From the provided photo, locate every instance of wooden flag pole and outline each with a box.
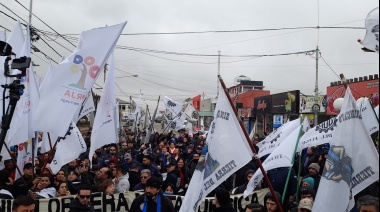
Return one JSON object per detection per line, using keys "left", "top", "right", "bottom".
{"left": 218, "top": 75, "right": 284, "bottom": 212}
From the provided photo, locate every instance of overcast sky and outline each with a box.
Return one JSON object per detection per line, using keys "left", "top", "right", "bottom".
{"left": 1, "top": 0, "right": 379, "bottom": 110}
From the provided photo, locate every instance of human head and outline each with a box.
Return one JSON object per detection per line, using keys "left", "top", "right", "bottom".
{"left": 245, "top": 169, "right": 255, "bottom": 182}
{"left": 12, "top": 196, "right": 35, "bottom": 212}
{"left": 264, "top": 191, "right": 282, "bottom": 212}
{"left": 193, "top": 153, "right": 200, "bottom": 161}
{"left": 68, "top": 170, "right": 79, "bottom": 182}
{"left": 121, "top": 142, "right": 127, "bottom": 150}
{"left": 68, "top": 160, "right": 77, "bottom": 169}
{"left": 165, "top": 162, "right": 176, "bottom": 173}
{"left": 77, "top": 184, "right": 92, "bottom": 206}
{"left": 56, "top": 169, "right": 66, "bottom": 181}
{"left": 23, "top": 163, "right": 34, "bottom": 178}
{"left": 142, "top": 155, "right": 153, "bottom": 166}
{"left": 214, "top": 188, "right": 232, "bottom": 208}
{"left": 161, "top": 146, "right": 168, "bottom": 154}
{"left": 298, "top": 198, "right": 313, "bottom": 212}
{"left": 246, "top": 203, "right": 265, "bottom": 212}
{"left": 124, "top": 153, "right": 132, "bottom": 163}
{"left": 96, "top": 167, "right": 112, "bottom": 181}
{"left": 145, "top": 177, "right": 162, "bottom": 198}
{"left": 109, "top": 157, "right": 118, "bottom": 169}
{"left": 164, "top": 183, "right": 176, "bottom": 195}
{"left": 4, "top": 160, "right": 14, "bottom": 172}
{"left": 357, "top": 195, "right": 379, "bottom": 212}
{"left": 57, "top": 181, "right": 68, "bottom": 196}
{"left": 308, "top": 163, "right": 320, "bottom": 176}
{"left": 177, "top": 158, "right": 185, "bottom": 169}
{"left": 99, "top": 179, "right": 115, "bottom": 195}
{"left": 299, "top": 186, "right": 316, "bottom": 202}
{"left": 140, "top": 169, "right": 151, "bottom": 184}
{"left": 109, "top": 146, "right": 116, "bottom": 155}
{"left": 40, "top": 174, "right": 51, "bottom": 189}
{"left": 302, "top": 177, "right": 315, "bottom": 189}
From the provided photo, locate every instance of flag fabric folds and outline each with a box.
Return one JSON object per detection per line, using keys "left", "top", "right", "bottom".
{"left": 179, "top": 87, "right": 253, "bottom": 212}
{"left": 313, "top": 87, "right": 379, "bottom": 211}
{"left": 360, "top": 7, "right": 379, "bottom": 53}
{"left": 164, "top": 96, "right": 183, "bottom": 117}
{"left": 33, "top": 22, "right": 126, "bottom": 136}
{"left": 257, "top": 118, "right": 300, "bottom": 157}
{"left": 50, "top": 122, "right": 87, "bottom": 174}
{"left": 89, "top": 53, "right": 118, "bottom": 166}
{"left": 244, "top": 118, "right": 309, "bottom": 197}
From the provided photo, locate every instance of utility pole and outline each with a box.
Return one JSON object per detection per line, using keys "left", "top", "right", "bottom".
{"left": 28, "top": 0, "right": 33, "bottom": 25}
{"left": 313, "top": 47, "right": 320, "bottom": 127}
{"left": 217, "top": 51, "right": 221, "bottom": 97}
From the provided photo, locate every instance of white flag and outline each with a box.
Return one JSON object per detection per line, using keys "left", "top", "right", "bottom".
{"left": 8, "top": 23, "right": 39, "bottom": 145}
{"left": 164, "top": 96, "right": 183, "bottom": 117}
{"left": 184, "top": 103, "right": 199, "bottom": 122}
{"left": 40, "top": 132, "right": 58, "bottom": 154}
{"left": 6, "top": 20, "right": 24, "bottom": 56}
{"left": 244, "top": 118, "right": 308, "bottom": 197}
{"left": 170, "top": 111, "right": 186, "bottom": 132}
{"left": 15, "top": 139, "right": 35, "bottom": 180}
{"left": 75, "top": 92, "right": 95, "bottom": 122}
{"left": 200, "top": 117, "right": 205, "bottom": 132}
{"left": 375, "top": 105, "right": 379, "bottom": 118}
{"left": 33, "top": 22, "right": 126, "bottom": 136}
{"left": 0, "top": 31, "right": 5, "bottom": 41}
{"left": 357, "top": 98, "right": 379, "bottom": 134}
{"left": 50, "top": 122, "right": 87, "bottom": 174}
{"left": 257, "top": 118, "right": 301, "bottom": 157}
{"left": 132, "top": 93, "right": 142, "bottom": 132}
{"left": 89, "top": 53, "right": 118, "bottom": 166}
{"left": 179, "top": 87, "right": 253, "bottom": 212}
{"left": 298, "top": 99, "right": 379, "bottom": 152}
{"left": 249, "top": 122, "right": 257, "bottom": 140}
{"left": 360, "top": 7, "right": 379, "bottom": 53}
{"left": 39, "top": 62, "right": 55, "bottom": 92}
{"left": 313, "top": 87, "right": 379, "bottom": 211}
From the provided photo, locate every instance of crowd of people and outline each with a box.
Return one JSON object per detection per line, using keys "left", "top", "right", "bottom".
{"left": 0, "top": 128, "right": 379, "bottom": 212}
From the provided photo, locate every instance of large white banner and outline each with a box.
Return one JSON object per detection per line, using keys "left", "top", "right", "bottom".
{"left": 50, "top": 122, "right": 87, "bottom": 174}
{"left": 89, "top": 53, "right": 118, "bottom": 166}
{"left": 357, "top": 98, "right": 379, "bottom": 135}
{"left": 180, "top": 87, "right": 253, "bottom": 212}
{"left": 184, "top": 102, "right": 199, "bottom": 122}
{"left": 360, "top": 7, "right": 379, "bottom": 53}
{"left": 34, "top": 22, "right": 126, "bottom": 136}
{"left": 313, "top": 88, "right": 379, "bottom": 211}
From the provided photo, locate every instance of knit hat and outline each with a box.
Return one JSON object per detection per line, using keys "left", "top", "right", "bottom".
{"left": 264, "top": 191, "right": 282, "bottom": 209}
{"left": 146, "top": 177, "right": 162, "bottom": 189}
{"left": 109, "top": 157, "right": 118, "bottom": 164}
{"left": 298, "top": 198, "right": 313, "bottom": 210}
{"left": 308, "top": 163, "right": 320, "bottom": 173}
{"left": 215, "top": 188, "right": 231, "bottom": 207}
{"left": 245, "top": 169, "right": 255, "bottom": 178}
{"left": 302, "top": 177, "right": 315, "bottom": 189}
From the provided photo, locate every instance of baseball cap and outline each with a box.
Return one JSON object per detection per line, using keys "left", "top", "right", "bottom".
{"left": 298, "top": 198, "right": 313, "bottom": 210}
{"left": 197, "top": 146, "right": 203, "bottom": 150}
{"left": 124, "top": 153, "right": 132, "bottom": 160}
{"left": 300, "top": 186, "right": 316, "bottom": 199}
{"left": 165, "top": 162, "right": 177, "bottom": 168}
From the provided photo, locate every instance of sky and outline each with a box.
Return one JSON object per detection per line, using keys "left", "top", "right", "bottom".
{"left": 0, "top": 0, "right": 379, "bottom": 110}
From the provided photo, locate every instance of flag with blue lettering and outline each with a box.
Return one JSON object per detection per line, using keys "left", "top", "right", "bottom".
{"left": 180, "top": 86, "right": 253, "bottom": 212}
{"left": 313, "top": 87, "right": 379, "bottom": 211}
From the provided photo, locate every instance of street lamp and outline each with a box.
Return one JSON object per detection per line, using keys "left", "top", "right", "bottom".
{"left": 115, "top": 75, "right": 138, "bottom": 79}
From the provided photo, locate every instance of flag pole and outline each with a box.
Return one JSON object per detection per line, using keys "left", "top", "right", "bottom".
{"left": 281, "top": 117, "right": 304, "bottom": 203}
{"left": 3, "top": 142, "right": 26, "bottom": 184}
{"left": 295, "top": 150, "right": 302, "bottom": 202}
{"left": 218, "top": 75, "right": 284, "bottom": 212}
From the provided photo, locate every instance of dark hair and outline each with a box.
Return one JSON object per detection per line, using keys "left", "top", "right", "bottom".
{"left": 98, "top": 179, "right": 114, "bottom": 193}
{"left": 105, "top": 167, "right": 113, "bottom": 179}
{"left": 117, "top": 165, "right": 128, "bottom": 175}
{"left": 163, "top": 183, "right": 177, "bottom": 195}
{"left": 357, "top": 195, "right": 379, "bottom": 211}
{"left": 78, "top": 184, "right": 92, "bottom": 194}
{"left": 12, "top": 196, "right": 35, "bottom": 210}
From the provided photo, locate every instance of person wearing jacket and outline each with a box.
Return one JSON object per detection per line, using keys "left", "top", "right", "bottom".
{"left": 213, "top": 188, "right": 235, "bottom": 212}
{"left": 69, "top": 184, "right": 95, "bottom": 212}
{"left": 264, "top": 191, "right": 283, "bottom": 212}
{"left": 130, "top": 177, "right": 175, "bottom": 212}
{"left": 233, "top": 169, "right": 255, "bottom": 195}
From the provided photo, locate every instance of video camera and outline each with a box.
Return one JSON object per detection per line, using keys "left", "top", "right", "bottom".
{"left": 0, "top": 41, "right": 31, "bottom": 78}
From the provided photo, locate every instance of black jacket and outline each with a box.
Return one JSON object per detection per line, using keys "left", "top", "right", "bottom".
{"left": 68, "top": 197, "right": 95, "bottom": 212}
{"left": 130, "top": 193, "right": 175, "bottom": 212}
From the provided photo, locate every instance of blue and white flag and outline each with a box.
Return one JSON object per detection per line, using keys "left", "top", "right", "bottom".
{"left": 313, "top": 87, "right": 379, "bottom": 211}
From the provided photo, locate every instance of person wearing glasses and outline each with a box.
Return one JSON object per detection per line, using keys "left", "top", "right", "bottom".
{"left": 130, "top": 177, "right": 175, "bottom": 212}
{"left": 69, "top": 184, "right": 94, "bottom": 212}
{"left": 133, "top": 169, "right": 151, "bottom": 192}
